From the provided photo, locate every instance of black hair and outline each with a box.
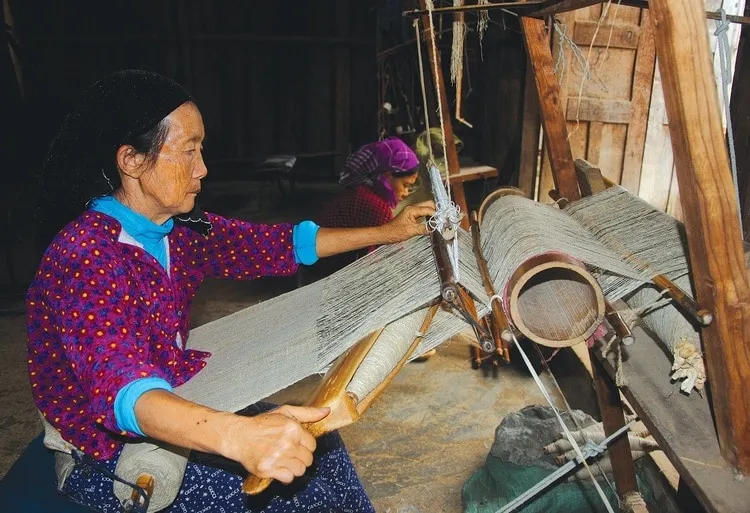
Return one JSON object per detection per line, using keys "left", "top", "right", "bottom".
{"left": 35, "top": 70, "right": 192, "bottom": 250}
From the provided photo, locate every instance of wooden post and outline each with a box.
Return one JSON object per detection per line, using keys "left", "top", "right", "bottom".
{"left": 648, "top": 0, "right": 750, "bottom": 473}
{"left": 334, "top": 0, "right": 351, "bottom": 176}
{"left": 520, "top": 17, "right": 581, "bottom": 202}
{"left": 417, "top": 0, "right": 470, "bottom": 230}
{"left": 518, "top": 53, "right": 542, "bottom": 199}
{"left": 620, "top": 9, "right": 657, "bottom": 195}
{"left": 592, "top": 353, "right": 648, "bottom": 512}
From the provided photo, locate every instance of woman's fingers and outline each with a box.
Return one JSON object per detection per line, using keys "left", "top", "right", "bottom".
{"left": 231, "top": 406, "right": 329, "bottom": 482}
{"left": 275, "top": 405, "right": 330, "bottom": 424}
{"left": 406, "top": 201, "right": 436, "bottom": 219}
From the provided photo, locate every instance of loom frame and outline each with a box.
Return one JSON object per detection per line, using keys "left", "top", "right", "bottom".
{"left": 415, "top": 0, "right": 750, "bottom": 511}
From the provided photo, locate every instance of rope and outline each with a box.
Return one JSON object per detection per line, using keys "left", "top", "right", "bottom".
{"left": 715, "top": 8, "right": 743, "bottom": 233}
{"left": 500, "top": 330, "right": 619, "bottom": 513}
{"left": 601, "top": 334, "right": 626, "bottom": 386}
{"left": 532, "top": 343, "right": 620, "bottom": 502}
{"left": 414, "top": 13, "right": 462, "bottom": 278}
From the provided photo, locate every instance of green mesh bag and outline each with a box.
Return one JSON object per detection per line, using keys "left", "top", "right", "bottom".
{"left": 462, "top": 406, "right": 662, "bottom": 513}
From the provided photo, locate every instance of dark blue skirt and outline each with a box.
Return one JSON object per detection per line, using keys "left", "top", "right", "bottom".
{"left": 60, "top": 404, "right": 375, "bottom": 513}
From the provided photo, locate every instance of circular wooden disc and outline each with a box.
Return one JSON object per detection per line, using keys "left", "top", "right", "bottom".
{"left": 477, "top": 186, "right": 527, "bottom": 225}
{"left": 507, "top": 257, "right": 605, "bottom": 348}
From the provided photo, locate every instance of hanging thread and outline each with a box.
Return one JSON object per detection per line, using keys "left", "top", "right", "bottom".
{"left": 715, "top": 8, "right": 743, "bottom": 234}
{"left": 414, "top": 10, "right": 462, "bottom": 279}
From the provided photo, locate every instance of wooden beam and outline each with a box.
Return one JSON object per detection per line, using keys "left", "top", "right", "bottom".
{"left": 575, "top": 159, "right": 607, "bottom": 196}
{"left": 334, "top": 0, "right": 351, "bottom": 176}
{"left": 648, "top": 0, "right": 750, "bottom": 473}
{"left": 621, "top": 9, "right": 657, "bottom": 195}
{"left": 532, "top": 0, "right": 750, "bottom": 26}
{"left": 518, "top": 53, "right": 542, "bottom": 199}
{"left": 565, "top": 98, "right": 632, "bottom": 124}
{"left": 591, "top": 352, "right": 649, "bottom": 512}
{"left": 417, "top": 0, "right": 470, "bottom": 230}
{"left": 530, "top": 0, "right": 605, "bottom": 17}
{"left": 572, "top": 21, "right": 641, "bottom": 50}
{"left": 521, "top": 17, "right": 581, "bottom": 202}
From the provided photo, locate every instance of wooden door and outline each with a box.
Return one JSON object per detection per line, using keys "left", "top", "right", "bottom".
{"left": 533, "top": 0, "right": 745, "bottom": 220}
{"left": 537, "top": 3, "right": 655, "bottom": 203}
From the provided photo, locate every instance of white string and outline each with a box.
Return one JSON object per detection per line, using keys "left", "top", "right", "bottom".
{"left": 425, "top": 0, "right": 452, "bottom": 200}
{"left": 510, "top": 331, "right": 617, "bottom": 513}
{"left": 714, "top": 8, "right": 743, "bottom": 233}
{"left": 414, "top": 14, "right": 462, "bottom": 280}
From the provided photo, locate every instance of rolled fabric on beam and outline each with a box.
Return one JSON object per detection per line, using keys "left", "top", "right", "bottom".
{"left": 242, "top": 305, "right": 439, "bottom": 495}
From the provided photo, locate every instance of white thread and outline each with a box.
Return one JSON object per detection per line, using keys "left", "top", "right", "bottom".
{"left": 487, "top": 294, "right": 503, "bottom": 309}
{"left": 346, "top": 309, "right": 429, "bottom": 402}
{"left": 510, "top": 331, "right": 617, "bottom": 513}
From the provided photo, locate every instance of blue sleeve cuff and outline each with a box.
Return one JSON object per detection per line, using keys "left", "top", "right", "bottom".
{"left": 293, "top": 220, "right": 320, "bottom": 266}
{"left": 114, "top": 377, "right": 173, "bottom": 436}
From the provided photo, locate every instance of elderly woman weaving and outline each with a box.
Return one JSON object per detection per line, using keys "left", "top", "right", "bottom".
{"left": 26, "top": 70, "right": 434, "bottom": 513}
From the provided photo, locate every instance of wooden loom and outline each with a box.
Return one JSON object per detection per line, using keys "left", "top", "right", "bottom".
{"left": 405, "top": 1, "right": 750, "bottom": 512}
{"left": 517, "top": 1, "right": 750, "bottom": 512}
{"left": 253, "top": 2, "right": 750, "bottom": 509}
{"left": 130, "top": 2, "right": 750, "bottom": 509}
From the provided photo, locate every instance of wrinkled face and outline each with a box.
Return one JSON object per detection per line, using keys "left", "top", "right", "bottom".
{"left": 139, "top": 102, "right": 207, "bottom": 217}
{"left": 387, "top": 171, "right": 419, "bottom": 202}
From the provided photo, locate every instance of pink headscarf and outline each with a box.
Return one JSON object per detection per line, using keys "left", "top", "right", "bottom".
{"left": 339, "top": 137, "right": 420, "bottom": 207}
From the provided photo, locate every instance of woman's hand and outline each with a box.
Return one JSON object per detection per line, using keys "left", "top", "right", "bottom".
{"left": 134, "top": 390, "right": 329, "bottom": 484}
{"left": 315, "top": 200, "right": 436, "bottom": 258}
{"left": 222, "top": 405, "right": 330, "bottom": 483}
{"left": 381, "top": 200, "right": 436, "bottom": 243}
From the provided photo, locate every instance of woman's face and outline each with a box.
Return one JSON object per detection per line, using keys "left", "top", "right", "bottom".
{"left": 387, "top": 172, "right": 419, "bottom": 202}
{"left": 138, "top": 102, "right": 207, "bottom": 218}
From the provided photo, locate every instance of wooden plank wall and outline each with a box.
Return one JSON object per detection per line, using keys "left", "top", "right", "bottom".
{"left": 533, "top": 0, "right": 745, "bottom": 219}
{"left": 537, "top": 3, "right": 654, "bottom": 203}
{"left": 11, "top": 0, "right": 377, "bottom": 181}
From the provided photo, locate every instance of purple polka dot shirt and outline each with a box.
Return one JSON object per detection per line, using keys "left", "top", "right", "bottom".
{"left": 26, "top": 210, "right": 298, "bottom": 460}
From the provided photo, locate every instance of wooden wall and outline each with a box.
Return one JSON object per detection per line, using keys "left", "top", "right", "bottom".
{"left": 7, "top": 0, "right": 378, "bottom": 182}
{"left": 0, "top": 0, "right": 379, "bottom": 292}
{"left": 531, "top": 1, "right": 745, "bottom": 221}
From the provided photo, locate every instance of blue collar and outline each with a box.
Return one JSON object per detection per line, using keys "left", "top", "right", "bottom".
{"left": 89, "top": 195, "right": 174, "bottom": 240}
{"left": 89, "top": 195, "right": 173, "bottom": 270}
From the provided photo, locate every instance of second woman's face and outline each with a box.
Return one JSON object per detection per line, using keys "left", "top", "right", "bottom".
{"left": 388, "top": 172, "right": 419, "bottom": 202}
{"left": 140, "top": 102, "right": 208, "bottom": 217}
